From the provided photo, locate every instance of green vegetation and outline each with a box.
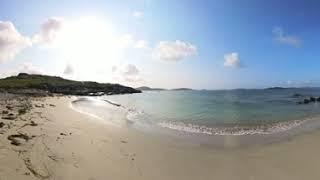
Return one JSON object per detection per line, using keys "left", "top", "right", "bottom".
{"left": 0, "top": 73, "right": 141, "bottom": 95}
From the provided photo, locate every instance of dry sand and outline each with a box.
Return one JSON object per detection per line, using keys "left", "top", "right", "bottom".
{"left": 1, "top": 94, "right": 320, "bottom": 180}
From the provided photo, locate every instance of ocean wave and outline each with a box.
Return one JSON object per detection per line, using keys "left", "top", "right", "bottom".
{"left": 125, "top": 107, "right": 144, "bottom": 123}
{"left": 72, "top": 97, "right": 309, "bottom": 136}
{"left": 158, "top": 120, "right": 305, "bottom": 135}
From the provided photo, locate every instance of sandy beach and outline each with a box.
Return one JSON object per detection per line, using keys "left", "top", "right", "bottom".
{"left": 1, "top": 94, "right": 320, "bottom": 180}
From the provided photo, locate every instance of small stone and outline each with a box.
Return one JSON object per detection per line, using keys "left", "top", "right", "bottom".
{"left": 2, "top": 115, "right": 16, "bottom": 120}
{"left": 30, "top": 121, "right": 37, "bottom": 126}
{"left": 18, "top": 108, "right": 27, "bottom": 115}
{"left": 2, "top": 110, "right": 8, "bottom": 114}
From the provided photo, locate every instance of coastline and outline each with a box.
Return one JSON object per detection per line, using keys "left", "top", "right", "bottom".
{"left": 2, "top": 95, "right": 320, "bottom": 179}
{"left": 71, "top": 96, "right": 320, "bottom": 147}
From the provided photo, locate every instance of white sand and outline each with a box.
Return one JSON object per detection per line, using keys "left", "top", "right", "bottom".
{"left": 1, "top": 96, "right": 320, "bottom": 180}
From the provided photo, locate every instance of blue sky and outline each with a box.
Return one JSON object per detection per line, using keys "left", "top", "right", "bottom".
{"left": 0, "top": 0, "right": 320, "bottom": 89}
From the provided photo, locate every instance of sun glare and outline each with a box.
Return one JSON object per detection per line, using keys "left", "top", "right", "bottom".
{"left": 56, "top": 17, "right": 121, "bottom": 70}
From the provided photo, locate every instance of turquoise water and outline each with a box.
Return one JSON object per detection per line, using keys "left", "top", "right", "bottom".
{"left": 73, "top": 88, "right": 320, "bottom": 135}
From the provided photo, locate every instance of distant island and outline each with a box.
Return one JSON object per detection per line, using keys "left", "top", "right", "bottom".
{"left": 136, "top": 86, "right": 194, "bottom": 91}
{"left": 136, "top": 86, "right": 166, "bottom": 91}
{"left": 0, "top": 73, "right": 141, "bottom": 96}
{"left": 265, "top": 87, "right": 291, "bottom": 90}
{"left": 171, "top": 88, "right": 193, "bottom": 91}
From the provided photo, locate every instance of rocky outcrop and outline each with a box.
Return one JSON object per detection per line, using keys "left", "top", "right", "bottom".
{"left": 297, "top": 96, "right": 320, "bottom": 104}
{"left": 292, "top": 93, "right": 303, "bottom": 98}
{"left": 0, "top": 73, "right": 141, "bottom": 96}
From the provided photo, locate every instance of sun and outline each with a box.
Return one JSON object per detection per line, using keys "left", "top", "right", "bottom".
{"left": 56, "top": 17, "right": 122, "bottom": 70}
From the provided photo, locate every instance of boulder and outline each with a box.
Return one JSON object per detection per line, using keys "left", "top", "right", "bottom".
{"left": 292, "top": 93, "right": 303, "bottom": 98}
{"left": 310, "top": 97, "right": 316, "bottom": 102}
{"left": 304, "top": 99, "right": 310, "bottom": 104}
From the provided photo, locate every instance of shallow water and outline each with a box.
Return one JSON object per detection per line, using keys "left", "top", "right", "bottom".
{"left": 72, "top": 88, "right": 320, "bottom": 136}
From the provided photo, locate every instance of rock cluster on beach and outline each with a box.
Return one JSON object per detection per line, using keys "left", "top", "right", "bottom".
{"left": 0, "top": 93, "right": 73, "bottom": 178}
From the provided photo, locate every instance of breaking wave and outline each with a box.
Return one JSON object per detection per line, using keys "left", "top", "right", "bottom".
{"left": 158, "top": 120, "right": 305, "bottom": 135}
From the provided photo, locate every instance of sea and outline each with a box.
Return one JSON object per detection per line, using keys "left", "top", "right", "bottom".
{"left": 71, "top": 88, "right": 320, "bottom": 139}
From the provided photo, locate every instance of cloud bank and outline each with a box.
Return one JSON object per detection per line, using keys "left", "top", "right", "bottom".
{"left": 33, "top": 17, "right": 64, "bottom": 46}
{"left": 0, "top": 21, "right": 31, "bottom": 63}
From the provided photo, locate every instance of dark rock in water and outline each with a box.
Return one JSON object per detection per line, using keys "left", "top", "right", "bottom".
{"left": 304, "top": 99, "right": 310, "bottom": 104}
{"left": 265, "top": 87, "right": 288, "bottom": 90}
{"left": 317, "top": 97, "right": 320, "bottom": 102}
{"left": 310, "top": 97, "right": 316, "bottom": 102}
{"left": 292, "top": 93, "right": 303, "bottom": 98}
{"left": 0, "top": 122, "right": 4, "bottom": 128}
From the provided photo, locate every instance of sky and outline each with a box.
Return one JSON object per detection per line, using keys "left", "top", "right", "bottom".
{"left": 0, "top": 0, "right": 320, "bottom": 89}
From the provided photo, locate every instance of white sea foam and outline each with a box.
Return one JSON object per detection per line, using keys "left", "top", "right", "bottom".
{"left": 125, "top": 107, "right": 144, "bottom": 123}
{"left": 158, "top": 120, "right": 305, "bottom": 135}
{"left": 72, "top": 97, "right": 309, "bottom": 136}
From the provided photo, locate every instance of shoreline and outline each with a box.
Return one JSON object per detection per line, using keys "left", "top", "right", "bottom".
{"left": 2, "top": 94, "right": 320, "bottom": 179}
{"left": 71, "top": 96, "right": 320, "bottom": 147}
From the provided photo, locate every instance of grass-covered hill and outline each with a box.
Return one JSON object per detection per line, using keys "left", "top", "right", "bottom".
{"left": 0, "top": 73, "right": 141, "bottom": 96}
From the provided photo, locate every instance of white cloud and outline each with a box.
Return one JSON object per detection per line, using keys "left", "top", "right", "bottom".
{"left": 134, "top": 40, "right": 149, "bottom": 49}
{"left": 224, "top": 52, "right": 242, "bottom": 68}
{"left": 272, "top": 27, "right": 301, "bottom": 47}
{"left": 33, "top": 17, "right": 64, "bottom": 46}
{"left": 63, "top": 64, "right": 74, "bottom": 75}
{"left": 0, "top": 62, "right": 44, "bottom": 78}
{"left": 133, "top": 11, "right": 144, "bottom": 18}
{"left": 19, "top": 62, "right": 44, "bottom": 74}
{"left": 152, "top": 40, "right": 197, "bottom": 62}
{"left": 0, "top": 21, "right": 31, "bottom": 63}
{"left": 112, "top": 64, "right": 142, "bottom": 82}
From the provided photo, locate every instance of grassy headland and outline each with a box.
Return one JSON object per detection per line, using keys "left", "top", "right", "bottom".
{"left": 0, "top": 73, "right": 141, "bottom": 96}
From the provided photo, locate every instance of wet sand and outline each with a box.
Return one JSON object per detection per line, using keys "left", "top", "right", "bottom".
{"left": 1, "top": 94, "right": 320, "bottom": 179}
